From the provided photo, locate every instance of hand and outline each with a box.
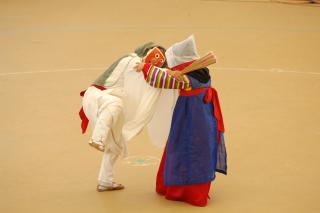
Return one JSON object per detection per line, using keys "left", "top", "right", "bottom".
{"left": 166, "top": 70, "right": 182, "bottom": 81}
{"left": 173, "top": 71, "right": 183, "bottom": 81}
{"left": 134, "top": 62, "right": 145, "bottom": 72}
{"left": 166, "top": 69, "right": 174, "bottom": 76}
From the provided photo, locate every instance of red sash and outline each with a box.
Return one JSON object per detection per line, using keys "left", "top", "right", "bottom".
{"left": 179, "top": 87, "right": 225, "bottom": 144}
{"left": 79, "top": 85, "right": 106, "bottom": 134}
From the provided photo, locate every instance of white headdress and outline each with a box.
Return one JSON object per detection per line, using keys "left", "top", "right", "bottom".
{"left": 165, "top": 34, "right": 200, "bottom": 68}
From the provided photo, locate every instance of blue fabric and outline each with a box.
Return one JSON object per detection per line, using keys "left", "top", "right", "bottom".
{"left": 216, "top": 133, "right": 227, "bottom": 174}
{"left": 164, "top": 77, "right": 227, "bottom": 186}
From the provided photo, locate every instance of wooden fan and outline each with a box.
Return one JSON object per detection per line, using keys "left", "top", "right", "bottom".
{"left": 180, "top": 51, "right": 216, "bottom": 74}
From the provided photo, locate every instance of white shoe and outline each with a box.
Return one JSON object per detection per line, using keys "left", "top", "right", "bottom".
{"left": 88, "top": 139, "right": 105, "bottom": 152}
{"left": 96, "top": 182, "right": 125, "bottom": 192}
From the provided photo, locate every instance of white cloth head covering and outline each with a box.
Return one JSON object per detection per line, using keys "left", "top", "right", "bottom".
{"left": 165, "top": 34, "right": 200, "bottom": 68}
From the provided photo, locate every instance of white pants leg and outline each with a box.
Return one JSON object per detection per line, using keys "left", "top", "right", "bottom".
{"left": 91, "top": 98, "right": 123, "bottom": 144}
{"left": 98, "top": 106, "right": 125, "bottom": 185}
{"left": 82, "top": 86, "right": 123, "bottom": 145}
{"left": 83, "top": 87, "right": 126, "bottom": 185}
{"left": 98, "top": 150, "right": 120, "bottom": 186}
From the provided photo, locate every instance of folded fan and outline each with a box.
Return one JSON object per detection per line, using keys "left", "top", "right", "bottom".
{"left": 181, "top": 52, "right": 216, "bottom": 74}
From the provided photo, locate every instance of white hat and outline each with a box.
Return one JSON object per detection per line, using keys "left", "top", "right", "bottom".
{"left": 165, "top": 35, "right": 200, "bottom": 68}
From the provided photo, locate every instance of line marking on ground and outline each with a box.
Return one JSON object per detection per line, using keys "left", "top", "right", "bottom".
{"left": 0, "top": 67, "right": 319, "bottom": 77}
{"left": 0, "top": 67, "right": 103, "bottom": 76}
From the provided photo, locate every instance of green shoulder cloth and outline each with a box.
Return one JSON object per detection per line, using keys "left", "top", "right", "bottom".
{"left": 93, "top": 42, "right": 160, "bottom": 87}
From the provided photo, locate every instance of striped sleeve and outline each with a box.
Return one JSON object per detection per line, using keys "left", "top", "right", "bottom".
{"left": 142, "top": 63, "right": 191, "bottom": 89}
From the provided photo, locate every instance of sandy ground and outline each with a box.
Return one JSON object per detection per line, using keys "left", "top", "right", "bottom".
{"left": 1, "top": 0, "right": 320, "bottom": 212}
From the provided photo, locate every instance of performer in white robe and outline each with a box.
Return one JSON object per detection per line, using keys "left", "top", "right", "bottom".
{"left": 79, "top": 43, "right": 167, "bottom": 191}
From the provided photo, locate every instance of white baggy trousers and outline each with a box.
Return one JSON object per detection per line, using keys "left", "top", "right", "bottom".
{"left": 82, "top": 86, "right": 125, "bottom": 186}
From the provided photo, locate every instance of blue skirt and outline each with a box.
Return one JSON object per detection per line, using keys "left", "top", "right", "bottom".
{"left": 164, "top": 92, "right": 227, "bottom": 186}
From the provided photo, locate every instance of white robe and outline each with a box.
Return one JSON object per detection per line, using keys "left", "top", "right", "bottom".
{"left": 82, "top": 53, "right": 178, "bottom": 155}
{"left": 82, "top": 53, "right": 177, "bottom": 185}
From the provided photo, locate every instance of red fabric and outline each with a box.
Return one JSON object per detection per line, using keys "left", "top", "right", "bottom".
{"left": 156, "top": 146, "right": 211, "bottom": 207}
{"left": 79, "top": 107, "right": 89, "bottom": 134}
{"left": 79, "top": 85, "right": 106, "bottom": 134}
{"left": 142, "top": 63, "right": 152, "bottom": 79}
{"left": 170, "top": 60, "right": 195, "bottom": 71}
{"left": 180, "top": 87, "right": 225, "bottom": 144}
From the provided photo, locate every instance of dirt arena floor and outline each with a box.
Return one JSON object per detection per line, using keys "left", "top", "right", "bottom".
{"left": 1, "top": 0, "right": 320, "bottom": 212}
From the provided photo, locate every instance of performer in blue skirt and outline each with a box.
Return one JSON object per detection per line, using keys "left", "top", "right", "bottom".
{"left": 135, "top": 35, "right": 227, "bottom": 206}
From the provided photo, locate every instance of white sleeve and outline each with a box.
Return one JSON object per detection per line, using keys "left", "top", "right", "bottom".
{"left": 103, "top": 56, "right": 133, "bottom": 88}
{"left": 122, "top": 55, "right": 178, "bottom": 147}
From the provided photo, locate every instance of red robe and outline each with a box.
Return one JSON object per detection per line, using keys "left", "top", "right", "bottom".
{"left": 156, "top": 147, "right": 212, "bottom": 207}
